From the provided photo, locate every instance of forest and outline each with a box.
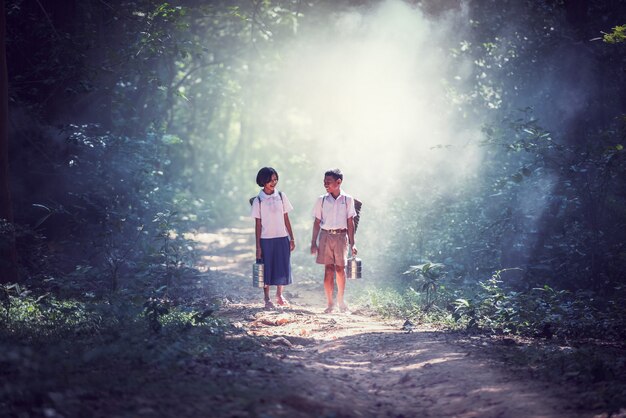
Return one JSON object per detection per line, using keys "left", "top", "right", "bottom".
{"left": 1, "top": 0, "right": 626, "bottom": 417}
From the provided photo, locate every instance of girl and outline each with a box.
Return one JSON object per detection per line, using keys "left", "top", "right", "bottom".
{"left": 251, "top": 167, "right": 295, "bottom": 309}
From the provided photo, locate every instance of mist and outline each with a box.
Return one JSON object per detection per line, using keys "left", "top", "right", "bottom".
{"left": 237, "top": 0, "right": 484, "bottom": 275}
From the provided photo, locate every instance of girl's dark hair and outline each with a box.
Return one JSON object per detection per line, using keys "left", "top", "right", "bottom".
{"left": 325, "top": 168, "right": 343, "bottom": 181}
{"left": 256, "top": 167, "right": 279, "bottom": 187}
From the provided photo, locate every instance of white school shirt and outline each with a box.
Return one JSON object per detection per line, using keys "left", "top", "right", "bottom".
{"left": 312, "top": 192, "right": 357, "bottom": 230}
{"left": 250, "top": 190, "right": 294, "bottom": 239}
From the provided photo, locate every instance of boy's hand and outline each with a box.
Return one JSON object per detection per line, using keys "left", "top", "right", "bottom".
{"left": 351, "top": 245, "right": 358, "bottom": 256}
{"left": 310, "top": 243, "right": 318, "bottom": 255}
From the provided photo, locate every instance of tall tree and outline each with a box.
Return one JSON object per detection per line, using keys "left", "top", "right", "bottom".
{"left": 0, "top": 0, "right": 18, "bottom": 282}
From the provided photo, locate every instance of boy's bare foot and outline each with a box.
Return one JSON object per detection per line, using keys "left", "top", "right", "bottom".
{"left": 323, "top": 305, "right": 334, "bottom": 314}
{"left": 265, "top": 300, "right": 276, "bottom": 310}
{"left": 339, "top": 304, "right": 351, "bottom": 314}
{"left": 276, "top": 296, "right": 289, "bottom": 306}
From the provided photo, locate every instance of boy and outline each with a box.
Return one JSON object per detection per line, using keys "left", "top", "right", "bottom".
{"left": 310, "top": 169, "right": 358, "bottom": 313}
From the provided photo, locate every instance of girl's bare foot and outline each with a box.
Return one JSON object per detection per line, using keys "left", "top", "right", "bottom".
{"left": 265, "top": 300, "right": 276, "bottom": 310}
{"left": 276, "top": 295, "right": 289, "bottom": 306}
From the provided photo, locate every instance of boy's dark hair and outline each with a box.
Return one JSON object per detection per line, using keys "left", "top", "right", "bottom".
{"left": 325, "top": 168, "right": 343, "bottom": 181}
{"left": 256, "top": 167, "right": 279, "bottom": 187}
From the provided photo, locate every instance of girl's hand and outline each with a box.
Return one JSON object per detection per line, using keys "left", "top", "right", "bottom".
{"left": 290, "top": 240, "right": 296, "bottom": 251}
{"left": 256, "top": 247, "right": 262, "bottom": 260}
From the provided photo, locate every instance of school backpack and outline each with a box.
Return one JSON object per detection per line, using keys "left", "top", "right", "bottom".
{"left": 353, "top": 198, "right": 362, "bottom": 233}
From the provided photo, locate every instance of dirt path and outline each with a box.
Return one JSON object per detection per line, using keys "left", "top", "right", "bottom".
{"left": 191, "top": 225, "right": 590, "bottom": 418}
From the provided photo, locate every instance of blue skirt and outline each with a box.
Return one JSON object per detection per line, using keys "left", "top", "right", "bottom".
{"left": 260, "top": 236, "right": 292, "bottom": 286}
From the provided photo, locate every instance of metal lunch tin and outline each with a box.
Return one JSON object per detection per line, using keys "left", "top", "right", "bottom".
{"left": 346, "top": 257, "right": 362, "bottom": 280}
{"left": 252, "top": 259, "right": 264, "bottom": 287}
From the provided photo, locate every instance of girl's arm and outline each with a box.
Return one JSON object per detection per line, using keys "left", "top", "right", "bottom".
{"left": 284, "top": 213, "right": 295, "bottom": 251}
{"left": 311, "top": 218, "right": 321, "bottom": 255}
{"left": 255, "top": 218, "right": 262, "bottom": 260}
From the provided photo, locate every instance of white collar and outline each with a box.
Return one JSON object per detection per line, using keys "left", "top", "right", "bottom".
{"left": 325, "top": 191, "right": 344, "bottom": 201}
{"left": 260, "top": 189, "right": 280, "bottom": 199}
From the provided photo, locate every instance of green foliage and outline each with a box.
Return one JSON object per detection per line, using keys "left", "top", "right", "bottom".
{"left": 402, "top": 262, "right": 447, "bottom": 309}
{"left": 373, "top": 263, "right": 626, "bottom": 342}
{"left": 0, "top": 281, "right": 224, "bottom": 346}
{"left": 603, "top": 25, "right": 626, "bottom": 44}
{"left": 450, "top": 271, "right": 626, "bottom": 339}
{"left": 152, "top": 209, "right": 197, "bottom": 287}
{"left": 358, "top": 286, "right": 459, "bottom": 328}
{"left": 50, "top": 125, "right": 198, "bottom": 293}
{"left": 0, "top": 283, "right": 99, "bottom": 339}
{"left": 144, "top": 295, "right": 171, "bottom": 333}
{"left": 360, "top": 287, "right": 419, "bottom": 319}
{"left": 452, "top": 270, "right": 522, "bottom": 334}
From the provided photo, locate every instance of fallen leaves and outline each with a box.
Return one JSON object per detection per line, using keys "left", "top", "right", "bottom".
{"left": 253, "top": 314, "right": 293, "bottom": 327}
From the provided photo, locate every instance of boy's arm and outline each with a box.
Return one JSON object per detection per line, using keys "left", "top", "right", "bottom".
{"left": 347, "top": 217, "right": 357, "bottom": 256}
{"left": 311, "top": 218, "right": 321, "bottom": 255}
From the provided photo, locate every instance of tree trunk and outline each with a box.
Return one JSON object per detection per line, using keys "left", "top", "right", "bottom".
{"left": 0, "top": 0, "right": 19, "bottom": 282}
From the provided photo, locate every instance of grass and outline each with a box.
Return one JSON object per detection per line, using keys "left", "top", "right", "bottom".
{"left": 0, "top": 292, "right": 233, "bottom": 417}
{"left": 354, "top": 285, "right": 461, "bottom": 328}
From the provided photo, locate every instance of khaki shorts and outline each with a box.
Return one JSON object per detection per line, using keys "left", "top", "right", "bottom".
{"left": 316, "top": 230, "right": 348, "bottom": 266}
